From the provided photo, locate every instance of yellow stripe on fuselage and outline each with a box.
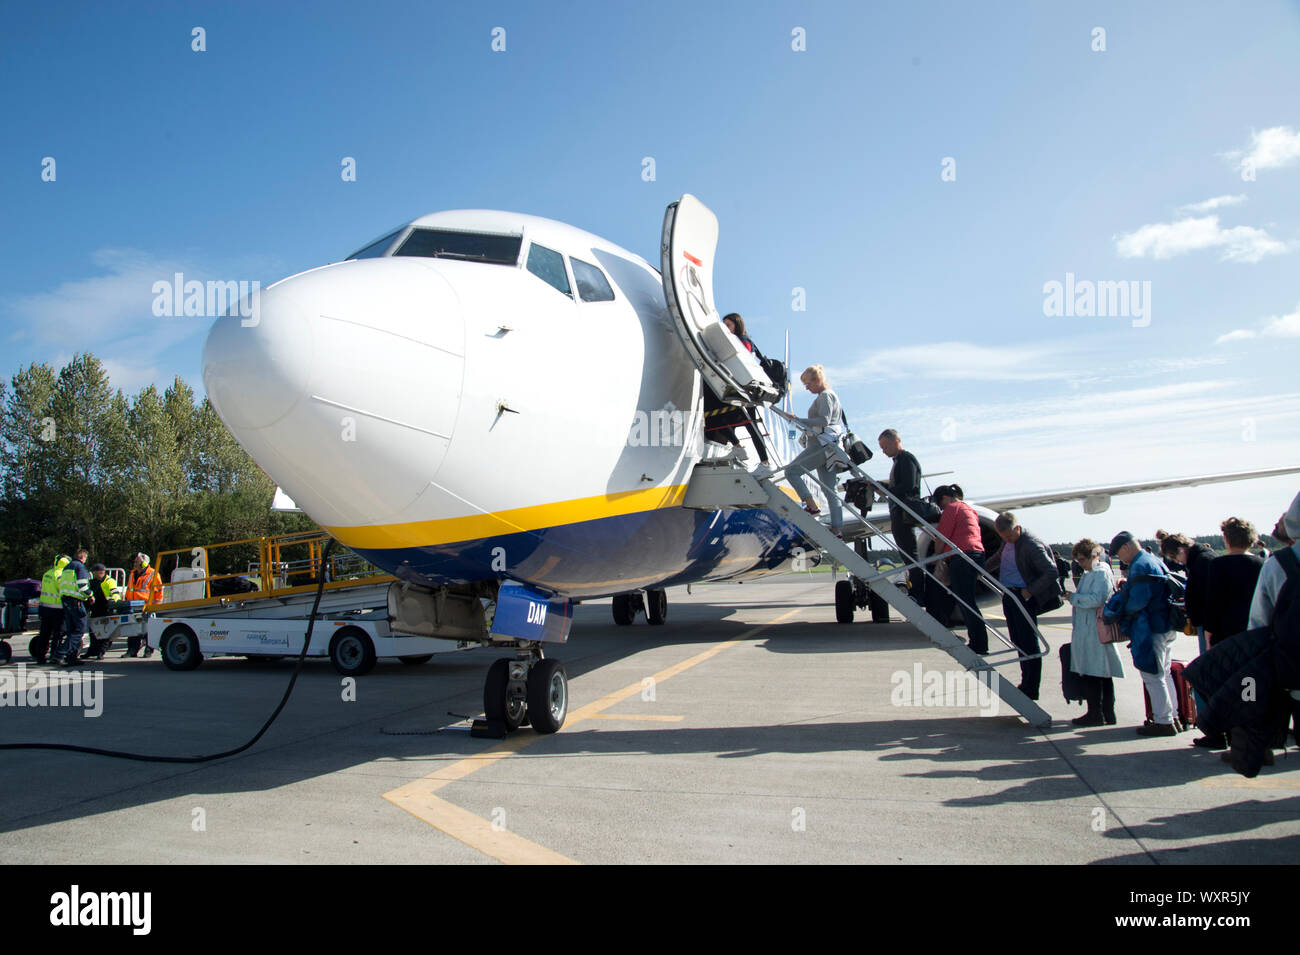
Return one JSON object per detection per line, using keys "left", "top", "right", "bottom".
{"left": 323, "top": 483, "right": 692, "bottom": 550}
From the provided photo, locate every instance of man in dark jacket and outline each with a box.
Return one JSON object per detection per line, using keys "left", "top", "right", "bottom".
{"left": 879, "top": 429, "right": 926, "bottom": 599}
{"left": 984, "top": 512, "right": 1061, "bottom": 700}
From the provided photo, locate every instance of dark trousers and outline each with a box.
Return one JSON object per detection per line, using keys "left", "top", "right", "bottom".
{"left": 36, "top": 606, "right": 63, "bottom": 658}
{"left": 891, "top": 514, "right": 923, "bottom": 596}
{"left": 60, "top": 598, "right": 87, "bottom": 661}
{"left": 1002, "top": 592, "right": 1043, "bottom": 696}
{"left": 950, "top": 550, "right": 987, "bottom": 652}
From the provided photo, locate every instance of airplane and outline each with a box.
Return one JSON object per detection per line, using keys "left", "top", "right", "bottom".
{"left": 201, "top": 194, "right": 1300, "bottom": 735}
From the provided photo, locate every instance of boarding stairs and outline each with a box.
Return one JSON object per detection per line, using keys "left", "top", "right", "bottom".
{"left": 683, "top": 426, "right": 1052, "bottom": 727}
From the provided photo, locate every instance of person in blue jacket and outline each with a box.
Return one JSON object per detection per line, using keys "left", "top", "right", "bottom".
{"left": 1105, "top": 531, "right": 1179, "bottom": 736}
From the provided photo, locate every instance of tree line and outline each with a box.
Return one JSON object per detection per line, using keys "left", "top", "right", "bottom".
{"left": 0, "top": 352, "right": 315, "bottom": 583}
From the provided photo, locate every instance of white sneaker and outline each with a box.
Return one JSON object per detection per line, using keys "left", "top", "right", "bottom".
{"left": 751, "top": 464, "right": 774, "bottom": 480}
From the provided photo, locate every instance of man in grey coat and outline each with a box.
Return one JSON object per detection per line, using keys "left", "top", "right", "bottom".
{"left": 985, "top": 512, "right": 1062, "bottom": 700}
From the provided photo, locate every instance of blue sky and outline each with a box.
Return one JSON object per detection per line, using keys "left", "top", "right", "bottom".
{"left": 2, "top": 0, "right": 1298, "bottom": 543}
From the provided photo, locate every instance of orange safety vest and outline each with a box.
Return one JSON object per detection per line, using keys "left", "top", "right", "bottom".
{"left": 126, "top": 566, "right": 164, "bottom": 605}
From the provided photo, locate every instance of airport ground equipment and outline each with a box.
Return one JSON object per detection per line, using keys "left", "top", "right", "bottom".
{"left": 139, "top": 532, "right": 463, "bottom": 675}
{"left": 682, "top": 424, "right": 1053, "bottom": 727}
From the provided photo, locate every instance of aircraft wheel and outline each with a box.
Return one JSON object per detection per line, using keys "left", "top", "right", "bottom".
{"left": 835, "top": 580, "right": 855, "bottom": 624}
{"left": 527, "top": 658, "right": 568, "bottom": 734}
{"left": 484, "top": 658, "right": 526, "bottom": 731}
{"left": 161, "top": 624, "right": 203, "bottom": 671}
{"left": 612, "top": 594, "right": 635, "bottom": 626}
{"left": 646, "top": 589, "right": 668, "bottom": 626}
{"left": 869, "top": 590, "right": 890, "bottom": 624}
{"left": 29, "top": 633, "right": 49, "bottom": 664}
{"left": 399, "top": 654, "right": 434, "bottom": 665}
{"left": 329, "top": 626, "right": 376, "bottom": 677}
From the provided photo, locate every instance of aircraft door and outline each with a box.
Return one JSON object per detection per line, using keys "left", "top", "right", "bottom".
{"left": 660, "top": 195, "right": 780, "bottom": 407}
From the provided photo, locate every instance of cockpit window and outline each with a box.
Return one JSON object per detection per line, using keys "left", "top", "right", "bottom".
{"left": 526, "top": 243, "right": 571, "bottom": 297}
{"left": 393, "top": 228, "right": 523, "bottom": 265}
{"left": 571, "top": 257, "right": 615, "bottom": 302}
{"left": 347, "top": 228, "right": 405, "bottom": 260}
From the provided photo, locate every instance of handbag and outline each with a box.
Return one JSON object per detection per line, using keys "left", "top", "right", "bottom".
{"left": 839, "top": 410, "right": 873, "bottom": 465}
{"left": 1097, "top": 606, "right": 1127, "bottom": 644}
{"left": 933, "top": 555, "right": 951, "bottom": 586}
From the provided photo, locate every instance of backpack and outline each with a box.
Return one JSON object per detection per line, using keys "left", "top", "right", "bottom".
{"left": 1124, "top": 572, "right": 1186, "bottom": 633}
{"left": 748, "top": 341, "right": 787, "bottom": 398}
{"left": 1273, "top": 548, "right": 1300, "bottom": 685}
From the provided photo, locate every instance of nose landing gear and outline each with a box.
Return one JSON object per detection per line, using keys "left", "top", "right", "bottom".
{"left": 476, "top": 645, "right": 568, "bottom": 738}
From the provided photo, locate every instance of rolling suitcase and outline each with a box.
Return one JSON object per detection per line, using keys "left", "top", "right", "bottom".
{"left": 1060, "top": 643, "right": 1087, "bottom": 704}
{"left": 1143, "top": 660, "right": 1197, "bottom": 727}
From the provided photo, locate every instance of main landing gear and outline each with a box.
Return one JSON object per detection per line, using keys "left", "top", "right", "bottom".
{"left": 834, "top": 577, "right": 891, "bottom": 624}
{"left": 477, "top": 645, "right": 569, "bottom": 738}
{"left": 611, "top": 588, "right": 668, "bottom": 626}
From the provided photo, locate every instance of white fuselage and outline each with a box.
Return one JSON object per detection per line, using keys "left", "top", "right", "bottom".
{"left": 203, "top": 210, "right": 807, "bottom": 598}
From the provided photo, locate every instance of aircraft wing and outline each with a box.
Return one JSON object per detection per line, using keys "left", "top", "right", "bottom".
{"left": 973, "top": 466, "right": 1300, "bottom": 515}
{"left": 830, "top": 465, "right": 1300, "bottom": 543}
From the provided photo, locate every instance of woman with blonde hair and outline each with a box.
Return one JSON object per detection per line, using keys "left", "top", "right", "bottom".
{"left": 1067, "top": 538, "right": 1124, "bottom": 726}
{"left": 784, "top": 364, "right": 845, "bottom": 536}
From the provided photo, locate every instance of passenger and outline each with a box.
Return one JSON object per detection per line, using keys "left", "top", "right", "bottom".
{"left": 984, "top": 512, "right": 1061, "bottom": 700}
{"left": 1193, "top": 517, "right": 1265, "bottom": 750}
{"left": 1161, "top": 531, "right": 1216, "bottom": 715}
{"left": 931, "top": 484, "right": 988, "bottom": 653}
{"left": 1066, "top": 539, "right": 1123, "bottom": 726}
{"left": 1205, "top": 490, "right": 1300, "bottom": 775}
{"left": 878, "top": 429, "right": 926, "bottom": 598}
{"left": 785, "top": 364, "right": 845, "bottom": 537}
{"left": 1105, "top": 531, "right": 1180, "bottom": 736}
{"left": 721, "top": 313, "right": 772, "bottom": 476}
{"left": 1206, "top": 518, "right": 1265, "bottom": 648}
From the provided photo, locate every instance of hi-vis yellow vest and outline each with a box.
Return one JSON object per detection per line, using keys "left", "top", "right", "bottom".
{"left": 40, "top": 558, "right": 69, "bottom": 608}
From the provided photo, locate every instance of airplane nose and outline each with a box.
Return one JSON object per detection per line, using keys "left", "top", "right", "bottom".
{"left": 203, "top": 283, "right": 314, "bottom": 431}
{"left": 202, "top": 259, "right": 466, "bottom": 527}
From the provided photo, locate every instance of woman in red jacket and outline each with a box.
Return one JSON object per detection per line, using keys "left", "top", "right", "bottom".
{"left": 932, "top": 485, "right": 989, "bottom": 653}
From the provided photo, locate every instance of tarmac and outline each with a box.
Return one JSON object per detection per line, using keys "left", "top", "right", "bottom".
{"left": 0, "top": 574, "right": 1296, "bottom": 864}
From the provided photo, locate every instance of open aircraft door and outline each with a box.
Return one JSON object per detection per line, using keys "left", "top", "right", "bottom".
{"left": 661, "top": 195, "right": 781, "bottom": 407}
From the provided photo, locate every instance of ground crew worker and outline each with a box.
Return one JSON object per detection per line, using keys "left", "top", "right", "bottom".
{"left": 87, "top": 563, "right": 123, "bottom": 658}
{"left": 34, "top": 555, "right": 70, "bottom": 664}
{"left": 58, "top": 548, "right": 92, "bottom": 666}
{"left": 125, "top": 553, "right": 164, "bottom": 657}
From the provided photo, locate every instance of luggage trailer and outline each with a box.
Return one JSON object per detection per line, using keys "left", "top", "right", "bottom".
{"left": 128, "top": 532, "right": 467, "bottom": 675}
{"left": 143, "top": 581, "right": 463, "bottom": 675}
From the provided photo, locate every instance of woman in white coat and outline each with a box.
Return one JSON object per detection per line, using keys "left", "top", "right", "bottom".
{"left": 1067, "top": 538, "right": 1125, "bottom": 726}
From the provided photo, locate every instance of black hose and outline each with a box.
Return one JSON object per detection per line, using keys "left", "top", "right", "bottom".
{"left": 0, "top": 539, "right": 336, "bottom": 763}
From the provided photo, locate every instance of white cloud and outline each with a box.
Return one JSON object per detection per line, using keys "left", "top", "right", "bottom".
{"left": 829, "top": 340, "right": 1228, "bottom": 389}
{"left": 827, "top": 341, "right": 1065, "bottom": 384}
{"left": 1213, "top": 301, "right": 1300, "bottom": 345}
{"left": 1176, "top": 194, "right": 1246, "bottom": 215}
{"left": 1114, "top": 215, "right": 1289, "bottom": 263}
{"left": 1214, "top": 329, "right": 1257, "bottom": 345}
{"left": 1260, "top": 307, "right": 1300, "bottom": 338}
{"left": 1225, "top": 125, "right": 1300, "bottom": 174}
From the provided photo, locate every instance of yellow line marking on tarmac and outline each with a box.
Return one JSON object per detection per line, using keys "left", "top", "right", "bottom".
{"left": 382, "top": 606, "right": 804, "bottom": 864}
{"left": 586, "top": 713, "right": 685, "bottom": 722}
